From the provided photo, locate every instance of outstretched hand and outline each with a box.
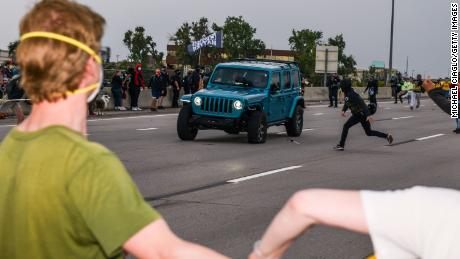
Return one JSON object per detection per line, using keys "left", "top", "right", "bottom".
{"left": 341, "top": 111, "right": 346, "bottom": 117}
{"left": 422, "top": 77, "right": 436, "bottom": 93}
{"left": 366, "top": 116, "right": 375, "bottom": 123}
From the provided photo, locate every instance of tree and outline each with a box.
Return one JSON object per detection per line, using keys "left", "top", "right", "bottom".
{"left": 8, "top": 40, "right": 19, "bottom": 58}
{"left": 123, "top": 26, "right": 163, "bottom": 68}
{"left": 289, "top": 29, "right": 323, "bottom": 78}
{"left": 171, "top": 22, "right": 195, "bottom": 66}
{"left": 327, "top": 34, "right": 357, "bottom": 76}
{"left": 220, "top": 16, "right": 265, "bottom": 59}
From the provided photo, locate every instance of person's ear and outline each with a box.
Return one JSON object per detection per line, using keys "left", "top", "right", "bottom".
{"left": 80, "top": 58, "right": 99, "bottom": 88}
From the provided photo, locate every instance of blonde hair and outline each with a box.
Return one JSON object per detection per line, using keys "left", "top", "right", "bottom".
{"left": 16, "top": 0, "right": 105, "bottom": 103}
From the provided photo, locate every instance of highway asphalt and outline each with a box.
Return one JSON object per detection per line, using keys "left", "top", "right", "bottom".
{"left": 1, "top": 99, "right": 458, "bottom": 258}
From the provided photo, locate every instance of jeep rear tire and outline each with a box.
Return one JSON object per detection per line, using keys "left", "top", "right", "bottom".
{"left": 177, "top": 105, "right": 198, "bottom": 140}
{"left": 285, "top": 105, "right": 304, "bottom": 137}
{"left": 247, "top": 111, "right": 267, "bottom": 144}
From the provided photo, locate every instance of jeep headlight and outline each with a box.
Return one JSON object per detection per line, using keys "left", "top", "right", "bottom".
{"left": 233, "top": 100, "right": 243, "bottom": 110}
{"left": 194, "top": 96, "right": 202, "bottom": 106}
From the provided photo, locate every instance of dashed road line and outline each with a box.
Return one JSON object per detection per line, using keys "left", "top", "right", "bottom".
{"left": 312, "top": 113, "right": 324, "bottom": 116}
{"left": 227, "top": 165, "right": 303, "bottom": 183}
{"left": 0, "top": 124, "right": 15, "bottom": 128}
{"left": 88, "top": 113, "right": 177, "bottom": 122}
{"left": 389, "top": 133, "right": 445, "bottom": 146}
{"left": 136, "top": 127, "right": 159, "bottom": 131}
{"left": 392, "top": 116, "right": 414, "bottom": 120}
{"left": 144, "top": 165, "right": 304, "bottom": 201}
{"left": 416, "top": 134, "right": 445, "bottom": 141}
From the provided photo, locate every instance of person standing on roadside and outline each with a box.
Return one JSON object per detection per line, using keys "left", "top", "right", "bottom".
{"left": 158, "top": 67, "right": 170, "bottom": 109}
{"left": 171, "top": 69, "right": 182, "bottom": 108}
{"left": 5, "top": 74, "right": 26, "bottom": 124}
{"left": 327, "top": 74, "right": 340, "bottom": 108}
{"left": 390, "top": 75, "right": 400, "bottom": 104}
{"left": 149, "top": 68, "right": 164, "bottom": 111}
{"left": 334, "top": 77, "right": 393, "bottom": 151}
{"left": 364, "top": 76, "right": 378, "bottom": 105}
{"left": 111, "top": 70, "right": 126, "bottom": 111}
{"left": 129, "top": 64, "right": 144, "bottom": 111}
{"left": 0, "top": 1, "right": 229, "bottom": 258}
{"left": 191, "top": 67, "right": 201, "bottom": 94}
{"left": 412, "top": 74, "right": 424, "bottom": 109}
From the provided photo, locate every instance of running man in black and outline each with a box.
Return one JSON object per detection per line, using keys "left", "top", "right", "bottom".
{"left": 334, "top": 78, "right": 393, "bottom": 151}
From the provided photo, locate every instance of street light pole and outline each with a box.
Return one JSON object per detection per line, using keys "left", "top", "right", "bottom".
{"left": 387, "top": 0, "right": 395, "bottom": 85}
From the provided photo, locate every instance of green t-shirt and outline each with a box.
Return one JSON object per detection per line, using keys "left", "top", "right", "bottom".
{"left": 0, "top": 126, "right": 161, "bottom": 258}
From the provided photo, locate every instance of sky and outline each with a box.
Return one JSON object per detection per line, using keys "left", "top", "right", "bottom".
{"left": 0, "top": 0, "right": 450, "bottom": 78}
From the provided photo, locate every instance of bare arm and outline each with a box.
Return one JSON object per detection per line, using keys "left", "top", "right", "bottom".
{"left": 124, "top": 219, "right": 229, "bottom": 259}
{"left": 249, "top": 189, "right": 368, "bottom": 259}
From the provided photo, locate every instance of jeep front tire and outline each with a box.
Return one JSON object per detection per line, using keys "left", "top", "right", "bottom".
{"left": 285, "top": 105, "right": 304, "bottom": 137}
{"left": 177, "top": 105, "right": 198, "bottom": 140}
{"left": 247, "top": 111, "right": 267, "bottom": 144}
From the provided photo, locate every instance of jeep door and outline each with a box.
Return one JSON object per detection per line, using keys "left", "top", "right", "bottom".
{"left": 268, "top": 71, "right": 285, "bottom": 122}
{"left": 282, "top": 70, "right": 295, "bottom": 118}
{"left": 286, "top": 69, "right": 301, "bottom": 114}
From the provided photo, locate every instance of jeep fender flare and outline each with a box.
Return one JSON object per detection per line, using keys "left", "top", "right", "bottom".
{"left": 180, "top": 94, "right": 193, "bottom": 103}
{"left": 288, "top": 97, "right": 305, "bottom": 118}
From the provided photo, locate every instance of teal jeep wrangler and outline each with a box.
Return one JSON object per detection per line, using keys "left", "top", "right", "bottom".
{"left": 177, "top": 59, "right": 305, "bottom": 144}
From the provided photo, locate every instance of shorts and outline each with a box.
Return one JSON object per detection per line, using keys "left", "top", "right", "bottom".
{"left": 152, "top": 90, "right": 162, "bottom": 99}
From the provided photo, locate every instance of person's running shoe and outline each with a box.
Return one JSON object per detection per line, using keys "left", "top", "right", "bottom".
{"left": 333, "top": 144, "right": 344, "bottom": 151}
{"left": 387, "top": 134, "right": 394, "bottom": 144}
{"left": 119, "top": 107, "right": 127, "bottom": 111}
{"left": 453, "top": 128, "right": 460, "bottom": 134}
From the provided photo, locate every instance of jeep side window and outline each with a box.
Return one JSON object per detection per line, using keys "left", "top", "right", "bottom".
{"left": 283, "top": 71, "right": 291, "bottom": 89}
{"left": 292, "top": 70, "right": 300, "bottom": 88}
{"left": 271, "top": 72, "right": 281, "bottom": 93}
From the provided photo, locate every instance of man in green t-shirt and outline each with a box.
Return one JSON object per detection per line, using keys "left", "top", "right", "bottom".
{"left": 0, "top": 1, "right": 227, "bottom": 258}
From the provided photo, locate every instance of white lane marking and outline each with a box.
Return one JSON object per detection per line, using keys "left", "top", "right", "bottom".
{"left": 277, "top": 128, "right": 314, "bottom": 135}
{"left": 136, "top": 127, "right": 158, "bottom": 131}
{"left": 416, "top": 134, "right": 445, "bottom": 141}
{"left": 227, "top": 165, "right": 303, "bottom": 183}
{"left": 384, "top": 107, "right": 392, "bottom": 110}
{"left": 312, "top": 113, "right": 324, "bottom": 116}
{"left": 392, "top": 116, "right": 414, "bottom": 120}
{"left": 0, "top": 124, "right": 15, "bottom": 128}
{"left": 88, "top": 113, "right": 177, "bottom": 122}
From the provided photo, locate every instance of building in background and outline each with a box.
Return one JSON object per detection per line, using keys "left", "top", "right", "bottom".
{"left": 0, "top": 50, "right": 10, "bottom": 64}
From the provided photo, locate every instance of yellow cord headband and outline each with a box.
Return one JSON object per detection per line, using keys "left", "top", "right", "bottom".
{"left": 20, "top": 31, "right": 102, "bottom": 64}
{"left": 65, "top": 83, "right": 100, "bottom": 96}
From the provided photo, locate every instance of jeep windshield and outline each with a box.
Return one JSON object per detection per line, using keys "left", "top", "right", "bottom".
{"left": 211, "top": 67, "right": 268, "bottom": 88}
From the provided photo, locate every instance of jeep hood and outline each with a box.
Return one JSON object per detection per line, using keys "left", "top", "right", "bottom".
{"left": 196, "top": 86, "right": 266, "bottom": 103}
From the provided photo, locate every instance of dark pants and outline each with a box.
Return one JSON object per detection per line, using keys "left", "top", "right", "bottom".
{"left": 328, "top": 87, "right": 338, "bottom": 107}
{"left": 172, "top": 88, "right": 180, "bottom": 108}
{"left": 112, "top": 88, "right": 122, "bottom": 107}
{"left": 339, "top": 113, "right": 388, "bottom": 147}
{"left": 184, "top": 85, "right": 192, "bottom": 95}
{"left": 391, "top": 87, "right": 398, "bottom": 103}
{"left": 129, "top": 86, "right": 140, "bottom": 108}
{"left": 369, "top": 94, "right": 377, "bottom": 105}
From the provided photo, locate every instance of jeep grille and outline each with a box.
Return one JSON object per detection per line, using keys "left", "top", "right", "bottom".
{"left": 200, "top": 97, "right": 234, "bottom": 114}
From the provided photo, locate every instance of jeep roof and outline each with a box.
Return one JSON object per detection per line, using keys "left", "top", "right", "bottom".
{"left": 217, "top": 59, "right": 299, "bottom": 72}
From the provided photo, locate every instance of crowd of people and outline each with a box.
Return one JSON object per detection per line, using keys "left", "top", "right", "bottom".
{"left": 0, "top": 1, "right": 459, "bottom": 259}
{"left": 108, "top": 65, "right": 210, "bottom": 112}
{"left": 0, "top": 61, "right": 26, "bottom": 123}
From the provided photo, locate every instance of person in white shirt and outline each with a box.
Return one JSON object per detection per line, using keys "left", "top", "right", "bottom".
{"left": 249, "top": 186, "right": 460, "bottom": 259}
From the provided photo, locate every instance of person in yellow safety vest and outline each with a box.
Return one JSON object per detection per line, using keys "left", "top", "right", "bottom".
{"left": 398, "top": 78, "right": 413, "bottom": 104}
{"left": 441, "top": 79, "right": 451, "bottom": 98}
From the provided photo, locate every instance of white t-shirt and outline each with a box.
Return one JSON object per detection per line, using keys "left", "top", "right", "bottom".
{"left": 361, "top": 186, "right": 460, "bottom": 259}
